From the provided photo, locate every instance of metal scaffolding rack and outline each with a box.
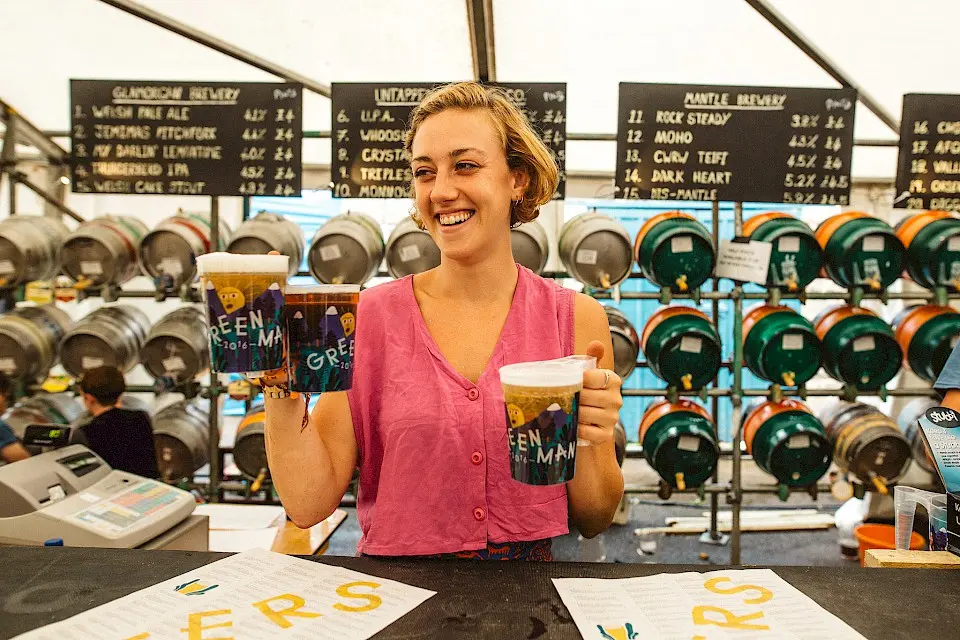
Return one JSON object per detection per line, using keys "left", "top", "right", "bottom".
{"left": 0, "top": 0, "right": 938, "bottom": 565}
{"left": 11, "top": 194, "right": 955, "bottom": 564}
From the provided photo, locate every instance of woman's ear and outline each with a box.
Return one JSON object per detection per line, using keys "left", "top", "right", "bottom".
{"left": 511, "top": 167, "right": 531, "bottom": 200}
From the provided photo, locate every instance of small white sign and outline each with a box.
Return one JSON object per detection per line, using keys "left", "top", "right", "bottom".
{"left": 158, "top": 257, "right": 183, "bottom": 276}
{"left": 399, "top": 244, "right": 421, "bottom": 262}
{"left": 162, "top": 356, "right": 187, "bottom": 372}
{"left": 678, "top": 435, "right": 700, "bottom": 452}
{"left": 788, "top": 433, "right": 811, "bottom": 449}
{"left": 320, "top": 244, "right": 343, "bottom": 262}
{"left": 671, "top": 235, "right": 693, "bottom": 253}
{"left": 782, "top": 334, "right": 805, "bottom": 351}
{"left": 680, "top": 336, "right": 702, "bottom": 354}
{"left": 862, "top": 235, "right": 885, "bottom": 252}
{"left": 82, "top": 356, "right": 105, "bottom": 370}
{"left": 576, "top": 248, "right": 598, "bottom": 265}
{"left": 778, "top": 235, "right": 801, "bottom": 253}
{"left": 0, "top": 358, "right": 15, "bottom": 372}
{"left": 853, "top": 336, "right": 875, "bottom": 352}
{"left": 80, "top": 261, "right": 104, "bottom": 276}
{"left": 715, "top": 239, "right": 773, "bottom": 284}
{"left": 0, "top": 260, "right": 14, "bottom": 274}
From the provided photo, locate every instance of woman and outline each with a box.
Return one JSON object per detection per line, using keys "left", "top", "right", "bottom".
{"left": 263, "top": 82, "right": 624, "bottom": 559}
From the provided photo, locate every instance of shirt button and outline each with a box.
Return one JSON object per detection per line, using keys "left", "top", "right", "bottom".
{"left": 471, "top": 451, "right": 483, "bottom": 465}
{"left": 473, "top": 507, "right": 485, "bottom": 521}
{"left": 467, "top": 388, "right": 479, "bottom": 401}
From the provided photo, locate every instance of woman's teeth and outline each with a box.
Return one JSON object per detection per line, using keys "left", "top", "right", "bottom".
{"left": 438, "top": 211, "right": 475, "bottom": 226}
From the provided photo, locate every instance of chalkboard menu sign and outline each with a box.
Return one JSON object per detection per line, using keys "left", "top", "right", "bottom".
{"left": 616, "top": 83, "right": 857, "bottom": 204}
{"left": 331, "top": 82, "right": 567, "bottom": 199}
{"left": 70, "top": 80, "right": 302, "bottom": 197}
{"left": 895, "top": 94, "right": 960, "bottom": 210}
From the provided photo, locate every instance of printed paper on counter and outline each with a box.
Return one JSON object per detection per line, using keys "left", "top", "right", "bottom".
{"left": 14, "top": 548, "right": 435, "bottom": 640}
{"left": 553, "top": 568, "right": 866, "bottom": 639}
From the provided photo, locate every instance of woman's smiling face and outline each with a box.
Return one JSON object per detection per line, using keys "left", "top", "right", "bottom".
{"left": 410, "top": 108, "right": 526, "bottom": 262}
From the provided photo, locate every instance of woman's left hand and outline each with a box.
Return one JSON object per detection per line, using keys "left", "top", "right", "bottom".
{"left": 577, "top": 341, "right": 623, "bottom": 446}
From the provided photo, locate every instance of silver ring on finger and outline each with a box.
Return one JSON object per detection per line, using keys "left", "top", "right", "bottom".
{"left": 601, "top": 369, "right": 611, "bottom": 390}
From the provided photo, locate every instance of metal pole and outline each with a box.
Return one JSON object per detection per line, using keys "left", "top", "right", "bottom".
{"left": 96, "top": 0, "right": 332, "bottom": 98}
{"left": 207, "top": 386, "right": 222, "bottom": 503}
{"left": 0, "top": 99, "right": 68, "bottom": 163}
{"left": 10, "top": 172, "right": 85, "bottom": 223}
{"left": 465, "top": 0, "right": 496, "bottom": 82}
{"left": 709, "top": 199, "right": 721, "bottom": 543}
{"left": 744, "top": 0, "right": 900, "bottom": 135}
{"left": 39, "top": 129, "right": 898, "bottom": 147}
{"left": 1, "top": 110, "right": 17, "bottom": 216}
{"left": 209, "top": 196, "right": 220, "bottom": 249}
{"left": 207, "top": 196, "right": 221, "bottom": 502}
{"left": 731, "top": 202, "right": 745, "bottom": 565}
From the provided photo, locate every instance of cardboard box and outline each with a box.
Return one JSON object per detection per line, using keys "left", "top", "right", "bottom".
{"left": 949, "top": 492, "right": 960, "bottom": 557}
{"left": 916, "top": 406, "right": 960, "bottom": 557}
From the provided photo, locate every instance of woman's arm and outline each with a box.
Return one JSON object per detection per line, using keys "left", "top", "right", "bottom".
{"left": 566, "top": 293, "right": 625, "bottom": 538}
{"left": 264, "top": 390, "right": 358, "bottom": 529}
{"left": 942, "top": 390, "right": 960, "bottom": 412}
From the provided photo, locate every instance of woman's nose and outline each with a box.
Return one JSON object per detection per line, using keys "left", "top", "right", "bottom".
{"left": 430, "top": 171, "right": 458, "bottom": 204}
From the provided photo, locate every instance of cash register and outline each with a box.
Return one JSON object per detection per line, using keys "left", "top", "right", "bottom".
{"left": 0, "top": 426, "right": 205, "bottom": 549}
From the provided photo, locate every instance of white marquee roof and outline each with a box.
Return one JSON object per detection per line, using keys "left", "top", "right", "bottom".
{"left": 2, "top": 0, "right": 957, "bottom": 179}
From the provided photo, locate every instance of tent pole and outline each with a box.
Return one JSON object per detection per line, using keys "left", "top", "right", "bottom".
{"left": 744, "top": 0, "right": 900, "bottom": 135}
{"left": 95, "top": 0, "right": 331, "bottom": 98}
{"left": 465, "top": 0, "right": 497, "bottom": 82}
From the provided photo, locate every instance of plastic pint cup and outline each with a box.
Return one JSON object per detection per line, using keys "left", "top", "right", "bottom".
{"left": 285, "top": 284, "right": 360, "bottom": 392}
{"left": 196, "top": 252, "right": 289, "bottom": 377}
{"left": 499, "top": 359, "right": 584, "bottom": 485}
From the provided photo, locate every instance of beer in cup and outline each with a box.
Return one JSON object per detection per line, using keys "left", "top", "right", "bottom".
{"left": 499, "top": 359, "right": 584, "bottom": 485}
{"left": 196, "top": 252, "right": 288, "bottom": 377}
{"left": 285, "top": 284, "right": 359, "bottom": 392}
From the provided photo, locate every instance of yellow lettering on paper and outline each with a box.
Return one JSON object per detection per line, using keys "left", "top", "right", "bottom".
{"left": 251, "top": 593, "right": 322, "bottom": 628}
{"left": 332, "top": 581, "right": 383, "bottom": 613}
{"left": 692, "top": 606, "right": 769, "bottom": 630}
{"left": 179, "top": 609, "right": 234, "bottom": 640}
{"left": 703, "top": 577, "right": 774, "bottom": 604}
{"left": 124, "top": 634, "right": 150, "bottom": 639}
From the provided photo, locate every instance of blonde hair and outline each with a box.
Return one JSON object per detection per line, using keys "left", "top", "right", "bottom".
{"left": 404, "top": 82, "right": 559, "bottom": 227}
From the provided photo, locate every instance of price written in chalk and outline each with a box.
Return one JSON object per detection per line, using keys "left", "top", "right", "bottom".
{"left": 331, "top": 82, "right": 567, "bottom": 199}
{"left": 615, "top": 83, "right": 856, "bottom": 203}
{"left": 70, "top": 80, "right": 303, "bottom": 197}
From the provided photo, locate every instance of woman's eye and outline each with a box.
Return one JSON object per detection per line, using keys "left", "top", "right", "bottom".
{"left": 414, "top": 168, "right": 433, "bottom": 178}
{"left": 456, "top": 162, "right": 479, "bottom": 171}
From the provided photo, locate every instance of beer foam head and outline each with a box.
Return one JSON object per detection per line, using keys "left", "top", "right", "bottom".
{"left": 558, "top": 355, "right": 597, "bottom": 371}
{"left": 499, "top": 359, "right": 583, "bottom": 388}
{"left": 285, "top": 284, "right": 361, "bottom": 295}
{"left": 196, "top": 252, "right": 289, "bottom": 275}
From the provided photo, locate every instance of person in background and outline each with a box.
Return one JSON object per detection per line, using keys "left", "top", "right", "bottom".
{"left": 936, "top": 345, "right": 960, "bottom": 412}
{"left": 0, "top": 375, "right": 30, "bottom": 464}
{"left": 263, "top": 82, "right": 624, "bottom": 560}
{"left": 76, "top": 366, "right": 159, "bottom": 479}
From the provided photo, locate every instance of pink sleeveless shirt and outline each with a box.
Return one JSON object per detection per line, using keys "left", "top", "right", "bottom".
{"left": 347, "top": 265, "right": 575, "bottom": 556}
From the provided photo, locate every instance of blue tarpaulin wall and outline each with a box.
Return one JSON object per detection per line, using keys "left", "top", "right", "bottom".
{"left": 229, "top": 192, "right": 807, "bottom": 442}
